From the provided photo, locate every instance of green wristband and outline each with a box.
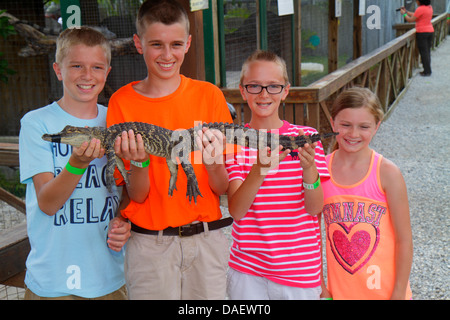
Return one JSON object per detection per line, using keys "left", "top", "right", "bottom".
{"left": 403, "top": 13, "right": 408, "bottom": 18}
{"left": 303, "top": 175, "right": 321, "bottom": 190}
{"left": 130, "top": 159, "right": 150, "bottom": 168}
{"left": 65, "top": 162, "right": 87, "bottom": 175}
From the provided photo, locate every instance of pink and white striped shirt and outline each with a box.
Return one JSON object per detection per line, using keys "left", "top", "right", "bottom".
{"left": 225, "top": 121, "right": 330, "bottom": 288}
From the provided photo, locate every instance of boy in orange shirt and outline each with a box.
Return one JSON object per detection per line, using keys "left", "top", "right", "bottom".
{"left": 106, "top": 0, "right": 232, "bottom": 299}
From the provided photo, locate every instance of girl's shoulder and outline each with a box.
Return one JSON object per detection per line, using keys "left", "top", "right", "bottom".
{"left": 379, "top": 155, "right": 405, "bottom": 190}
{"left": 379, "top": 155, "right": 401, "bottom": 175}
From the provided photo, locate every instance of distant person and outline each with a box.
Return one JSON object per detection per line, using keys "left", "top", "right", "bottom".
{"left": 447, "top": 1, "right": 450, "bottom": 26}
{"left": 19, "top": 27, "right": 130, "bottom": 300}
{"left": 401, "top": 0, "right": 434, "bottom": 76}
{"left": 321, "top": 87, "right": 413, "bottom": 300}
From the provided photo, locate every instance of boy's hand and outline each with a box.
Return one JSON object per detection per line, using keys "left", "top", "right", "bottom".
{"left": 71, "top": 138, "right": 105, "bottom": 167}
{"left": 107, "top": 217, "right": 131, "bottom": 252}
{"left": 114, "top": 130, "right": 150, "bottom": 202}
{"left": 196, "top": 127, "right": 226, "bottom": 166}
{"left": 114, "top": 129, "right": 149, "bottom": 163}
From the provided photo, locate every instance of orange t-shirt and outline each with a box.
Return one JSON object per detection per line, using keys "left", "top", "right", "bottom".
{"left": 322, "top": 151, "right": 412, "bottom": 300}
{"left": 106, "top": 75, "right": 232, "bottom": 230}
{"left": 414, "top": 5, "right": 434, "bottom": 33}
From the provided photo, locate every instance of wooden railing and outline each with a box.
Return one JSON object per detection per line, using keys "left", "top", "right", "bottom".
{"left": 0, "top": 142, "right": 28, "bottom": 289}
{"left": 223, "top": 13, "right": 448, "bottom": 135}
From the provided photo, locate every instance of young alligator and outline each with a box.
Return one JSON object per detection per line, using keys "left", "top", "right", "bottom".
{"left": 42, "top": 122, "right": 338, "bottom": 204}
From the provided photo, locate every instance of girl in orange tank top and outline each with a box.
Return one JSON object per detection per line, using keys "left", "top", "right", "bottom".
{"left": 321, "top": 88, "right": 413, "bottom": 300}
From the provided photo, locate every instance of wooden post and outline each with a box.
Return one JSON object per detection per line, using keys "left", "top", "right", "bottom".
{"left": 217, "top": 0, "right": 226, "bottom": 87}
{"left": 306, "top": 103, "right": 320, "bottom": 130}
{"left": 180, "top": 0, "right": 206, "bottom": 81}
{"left": 294, "top": 0, "right": 302, "bottom": 86}
{"left": 328, "top": 0, "right": 339, "bottom": 73}
{"left": 353, "top": 0, "right": 363, "bottom": 59}
{"left": 257, "top": 0, "right": 268, "bottom": 50}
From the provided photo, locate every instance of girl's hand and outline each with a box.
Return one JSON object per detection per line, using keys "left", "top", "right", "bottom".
{"left": 297, "top": 129, "right": 317, "bottom": 170}
{"left": 255, "top": 145, "right": 290, "bottom": 176}
{"left": 298, "top": 142, "right": 317, "bottom": 169}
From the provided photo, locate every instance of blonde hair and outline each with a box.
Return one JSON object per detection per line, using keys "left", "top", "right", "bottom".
{"left": 331, "top": 87, "right": 384, "bottom": 123}
{"left": 240, "top": 50, "right": 290, "bottom": 86}
{"left": 136, "top": 0, "right": 190, "bottom": 37}
{"left": 55, "top": 26, "right": 111, "bottom": 65}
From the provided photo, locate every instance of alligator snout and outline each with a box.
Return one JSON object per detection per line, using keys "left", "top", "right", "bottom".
{"left": 42, "top": 133, "right": 62, "bottom": 143}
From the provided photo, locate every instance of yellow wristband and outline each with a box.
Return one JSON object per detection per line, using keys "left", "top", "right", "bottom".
{"left": 65, "top": 162, "right": 87, "bottom": 175}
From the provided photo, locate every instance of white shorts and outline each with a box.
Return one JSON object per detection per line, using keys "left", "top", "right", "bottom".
{"left": 227, "top": 268, "right": 321, "bottom": 300}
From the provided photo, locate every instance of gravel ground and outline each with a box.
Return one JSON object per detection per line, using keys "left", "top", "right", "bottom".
{"left": 369, "top": 37, "right": 450, "bottom": 300}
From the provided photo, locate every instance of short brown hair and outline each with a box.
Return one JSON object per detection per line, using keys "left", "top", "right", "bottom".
{"left": 136, "top": 0, "right": 190, "bottom": 36}
{"left": 55, "top": 26, "right": 111, "bottom": 65}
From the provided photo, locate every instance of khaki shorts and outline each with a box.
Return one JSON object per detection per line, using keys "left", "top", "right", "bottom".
{"left": 24, "top": 285, "right": 128, "bottom": 300}
{"left": 125, "top": 225, "right": 230, "bottom": 300}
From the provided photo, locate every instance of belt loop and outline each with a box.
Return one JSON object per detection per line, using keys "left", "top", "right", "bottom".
{"left": 157, "top": 230, "right": 164, "bottom": 244}
{"left": 203, "top": 221, "right": 209, "bottom": 237}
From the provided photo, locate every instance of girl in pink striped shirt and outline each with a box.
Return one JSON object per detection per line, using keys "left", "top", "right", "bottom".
{"left": 225, "top": 50, "right": 330, "bottom": 300}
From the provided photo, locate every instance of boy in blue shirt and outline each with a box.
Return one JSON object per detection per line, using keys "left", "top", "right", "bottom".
{"left": 19, "top": 27, "right": 130, "bottom": 299}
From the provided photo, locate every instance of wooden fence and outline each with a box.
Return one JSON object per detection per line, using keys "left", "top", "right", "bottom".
{"left": 0, "top": 142, "right": 27, "bottom": 289}
{"left": 223, "top": 13, "right": 448, "bottom": 141}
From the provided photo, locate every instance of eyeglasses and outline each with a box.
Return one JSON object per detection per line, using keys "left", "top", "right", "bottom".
{"left": 243, "top": 84, "right": 285, "bottom": 95}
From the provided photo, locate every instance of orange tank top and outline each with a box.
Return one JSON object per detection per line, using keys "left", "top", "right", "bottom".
{"left": 322, "top": 150, "right": 412, "bottom": 300}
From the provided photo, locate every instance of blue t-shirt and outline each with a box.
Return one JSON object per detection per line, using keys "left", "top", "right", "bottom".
{"left": 19, "top": 102, "right": 125, "bottom": 298}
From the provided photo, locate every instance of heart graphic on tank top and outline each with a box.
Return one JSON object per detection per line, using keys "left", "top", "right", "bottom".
{"left": 328, "top": 222, "right": 380, "bottom": 274}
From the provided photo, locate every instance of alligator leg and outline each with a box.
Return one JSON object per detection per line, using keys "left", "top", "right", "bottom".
{"left": 166, "top": 158, "right": 178, "bottom": 196}
{"left": 113, "top": 156, "right": 128, "bottom": 184}
{"left": 105, "top": 150, "right": 119, "bottom": 192}
{"left": 180, "top": 162, "right": 202, "bottom": 204}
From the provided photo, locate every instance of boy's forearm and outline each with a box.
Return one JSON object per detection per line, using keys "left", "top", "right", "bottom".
{"left": 205, "top": 162, "right": 229, "bottom": 196}
{"left": 126, "top": 165, "right": 150, "bottom": 203}
{"left": 34, "top": 169, "right": 86, "bottom": 216}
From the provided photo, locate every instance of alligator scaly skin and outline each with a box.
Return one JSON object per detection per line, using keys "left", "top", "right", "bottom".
{"left": 42, "top": 122, "right": 338, "bottom": 204}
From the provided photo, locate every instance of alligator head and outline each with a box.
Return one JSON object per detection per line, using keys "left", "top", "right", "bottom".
{"left": 42, "top": 125, "right": 107, "bottom": 147}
